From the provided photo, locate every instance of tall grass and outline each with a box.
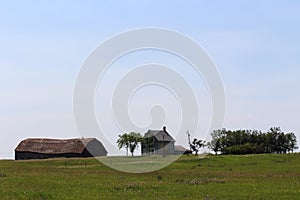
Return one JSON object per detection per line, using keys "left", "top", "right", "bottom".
{"left": 0, "top": 154, "right": 299, "bottom": 199}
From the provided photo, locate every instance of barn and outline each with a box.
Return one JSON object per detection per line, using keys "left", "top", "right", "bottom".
{"left": 15, "top": 138, "right": 107, "bottom": 160}
{"left": 141, "top": 126, "right": 175, "bottom": 156}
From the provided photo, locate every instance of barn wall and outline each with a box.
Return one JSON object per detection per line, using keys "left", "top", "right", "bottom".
{"left": 15, "top": 151, "right": 85, "bottom": 160}
{"left": 85, "top": 139, "right": 107, "bottom": 157}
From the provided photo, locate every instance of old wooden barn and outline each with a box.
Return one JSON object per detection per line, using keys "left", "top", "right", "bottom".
{"left": 15, "top": 138, "right": 107, "bottom": 160}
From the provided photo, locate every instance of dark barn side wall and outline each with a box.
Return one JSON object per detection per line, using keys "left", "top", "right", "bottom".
{"left": 85, "top": 139, "right": 107, "bottom": 157}
{"left": 15, "top": 151, "right": 87, "bottom": 160}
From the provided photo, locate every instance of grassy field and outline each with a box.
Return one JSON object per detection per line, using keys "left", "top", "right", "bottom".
{"left": 0, "top": 154, "right": 299, "bottom": 200}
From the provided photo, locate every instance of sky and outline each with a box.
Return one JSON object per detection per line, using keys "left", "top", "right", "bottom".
{"left": 1, "top": 1, "right": 300, "bottom": 158}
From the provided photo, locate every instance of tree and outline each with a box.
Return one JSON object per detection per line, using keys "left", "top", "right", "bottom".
{"left": 207, "top": 127, "right": 297, "bottom": 155}
{"left": 207, "top": 129, "right": 226, "bottom": 155}
{"left": 190, "top": 138, "right": 205, "bottom": 155}
{"left": 127, "top": 132, "right": 142, "bottom": 157}
{"left": 116, "top": 133, "right": 130, "bottom": 156}
{"left": 285, "top": 132, "right": 298, "bottom": 153}
{"left": 117, "top": 132, "right": 142, "bottom": 157}
{"left": 143, "top": 136, "right": 155, "bottom": 156}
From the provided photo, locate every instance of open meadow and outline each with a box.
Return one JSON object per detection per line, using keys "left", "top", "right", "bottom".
{"left": 0, "top": 153, "right": 299, "bottom": 199}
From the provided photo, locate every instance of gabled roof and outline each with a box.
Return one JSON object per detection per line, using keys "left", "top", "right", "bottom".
{"left": 175, "top": 145, "right": 190, "bottom": 152}
{"left": 15, "top": 138, "right": 95, "bottom": 154}
{"left": 144, "top": 129, "right": 175, "bottom": 142}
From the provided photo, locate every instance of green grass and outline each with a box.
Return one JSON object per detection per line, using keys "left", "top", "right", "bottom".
{"left": 0, "top": 154, "right": 300, "bottom": 199}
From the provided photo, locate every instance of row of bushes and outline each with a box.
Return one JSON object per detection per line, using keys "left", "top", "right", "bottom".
{"left": 207, "top": 127, "right": 298, "bottom": 155}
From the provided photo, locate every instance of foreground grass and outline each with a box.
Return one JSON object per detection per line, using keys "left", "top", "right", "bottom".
{"left": 0, "top": 154, "right": 299, "bottom": 199}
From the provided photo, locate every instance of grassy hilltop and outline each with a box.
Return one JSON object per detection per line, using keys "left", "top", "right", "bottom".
{"left": 0, "top": 154, "right": 299, "bottom": 199}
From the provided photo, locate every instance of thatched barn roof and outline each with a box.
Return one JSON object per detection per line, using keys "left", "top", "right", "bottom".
{"left": 15, "top": 138, "right": 96, "bottom": 154}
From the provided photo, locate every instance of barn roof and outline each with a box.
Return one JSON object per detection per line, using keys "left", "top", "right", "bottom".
{"left": 144, "top": 129, "right": 175, "bottom": 142}
{"left": 15, "top": 138, "right": 95, "bottom": 154}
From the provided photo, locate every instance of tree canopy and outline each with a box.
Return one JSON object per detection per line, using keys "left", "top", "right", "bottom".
{"left": 207, "top": 127, "right": 298, "bottom": 155}
{"left": 117, "top": 132, "right": 142, "bottom": 157}
{"left": 189, "top": 138, "right": 205, "bottom": 155}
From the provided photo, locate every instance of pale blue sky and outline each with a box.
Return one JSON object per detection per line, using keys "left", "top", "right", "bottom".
{"left": 1, "top": 1, "right": 300, "bottom": 158}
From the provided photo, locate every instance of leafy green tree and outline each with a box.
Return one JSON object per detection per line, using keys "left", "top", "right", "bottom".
{"left": 143, "top": 136, "right": 155, "bottom": 156}
{"left": 190, "top": 138, "right": 205, "bottom": 155}
{"left": 208, "top": 127, "right": 297, "bottom": 155}
{"left": 285, "top": 132, "right": 298, "bottom": 153}
{"left": 116, "top": 133, "right": 130, "bottom": 156}
{"left": 117, "top": 132, "right": 142, "bottom": 157}
{"left": 207, "top": 129, "right": 226, "bottom": 155}
{"left": 127, "top": 132, "right": 142, "bottom": 157}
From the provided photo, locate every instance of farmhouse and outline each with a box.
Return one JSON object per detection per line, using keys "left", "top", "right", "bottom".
{"left": 141, "top": 126, "right": 175, "bottom": 155}
{"left": 15, "top": 138, "right": 107, "bottom": 160}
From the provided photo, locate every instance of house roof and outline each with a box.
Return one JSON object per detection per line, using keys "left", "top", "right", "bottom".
{"left": 175, "top": 145, "right": 190, "bottom": 152}
{"left": 15, "top": 138, "right": 95, "bottom": 154}
{"left": 144, "top": 129, "right": 175, "bottom": 142}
